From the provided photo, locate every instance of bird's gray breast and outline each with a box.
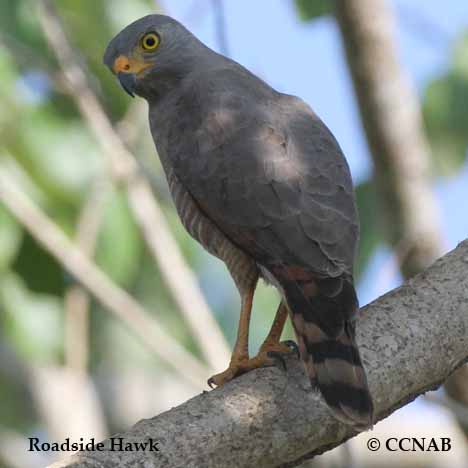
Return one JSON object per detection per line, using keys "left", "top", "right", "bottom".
{"left": 149, "top": 102, "right": 259, "bottom": 292}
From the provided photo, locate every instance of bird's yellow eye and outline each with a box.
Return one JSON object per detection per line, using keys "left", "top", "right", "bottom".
{"left": 141, "top": 33, "right": 160, "bottom": 51}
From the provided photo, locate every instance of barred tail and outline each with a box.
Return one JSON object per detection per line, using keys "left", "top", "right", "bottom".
{"left": 284, "top": 276, "right": 374, "bottom": 429}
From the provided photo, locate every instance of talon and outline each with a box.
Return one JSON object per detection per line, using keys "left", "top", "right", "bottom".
{"left": 267, "top": 351, "right": 287, "bottom": 371}
{"left": 282, "top": 339, "right": 299, "bottom": 358}
{"left": 207, "top": 377, "right": 216, "bottom": 389}
{"left": 207, "top": 364, "right": 243, "bottom": 388}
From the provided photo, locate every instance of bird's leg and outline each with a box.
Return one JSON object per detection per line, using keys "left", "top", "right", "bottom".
{"left": 252, "top": 301, "right": 298, "bottom": 369}
{"left": 232, "top": 287, "right": 255, "bottom": 360}
{"left": 259, "top": 301, "right": 289, "bottom": 351}
{"left": 208, "top": 284, "right": 256, "bottom": 387}
{"left": 208, "top": 301, "right": 297, "bottom": 388}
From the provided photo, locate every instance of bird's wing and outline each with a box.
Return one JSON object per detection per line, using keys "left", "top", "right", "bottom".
{"left": 164, "top": 74, "right": 359, "bottom": 279}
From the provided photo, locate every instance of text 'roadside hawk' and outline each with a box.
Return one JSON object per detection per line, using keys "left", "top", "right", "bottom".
{"left": 104, "top": 14, "right": 374, "bottom": 429}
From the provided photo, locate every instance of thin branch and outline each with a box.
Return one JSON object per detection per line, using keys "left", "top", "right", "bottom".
{"left": 31, "top": 367, "right": 109, "bottom": 446}
{"left": 0, "top": 426, "right": 48, "bottom": 468}
{"left": 50, "top": 240, "right": 468, "bottom": 468}
{"left": 0, "top": 168, "right": 208, "bottom": 388}
{"left": 424, "top": 393, "right": 468, "bottom": 427}
{"left": 64, "top": 287, "right": 90, "bottom": 372}
{"left": 115, "top": 100, "right": 148, "bottom": 150}
{"left": 211, "top": 0, "right": 230, "bottom": 57}
{"left": 64, "top": 179, "right": 109, "bottom": 373}
{"left": 37, "top": 0, "right": 230, "bottom": 371}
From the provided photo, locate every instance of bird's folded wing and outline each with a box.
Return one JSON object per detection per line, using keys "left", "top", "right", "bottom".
{"left": 169, "top": 90, "right": 359, "bottom": 278}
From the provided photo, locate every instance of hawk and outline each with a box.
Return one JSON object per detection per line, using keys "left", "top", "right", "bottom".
{"left": 104, "top": 14, "right": 373, "bottom": 429}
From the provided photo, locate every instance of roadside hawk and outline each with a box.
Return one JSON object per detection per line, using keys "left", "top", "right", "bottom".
{"left": 104, "top": 14, "right": 373, "bottom": 429}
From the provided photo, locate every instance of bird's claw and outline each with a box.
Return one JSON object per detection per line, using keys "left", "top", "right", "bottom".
{"left": 267, "top": 340, "right": 299, "bottom": 371}
{"left": 267, "top": 351, "right": 287, "bottom": 371}
{"left": 206, "top": 340, "right": 300, "bottom": 388}
{"left": 281, "top": 339, "right": 300, "bottom": 358}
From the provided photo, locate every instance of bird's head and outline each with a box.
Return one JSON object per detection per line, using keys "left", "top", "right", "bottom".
{"left": 103, "top": 15, "right": 211, "bottom": 100}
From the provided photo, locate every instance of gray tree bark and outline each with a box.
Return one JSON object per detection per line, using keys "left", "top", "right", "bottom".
{"left": 50, "top": 240, "right": 468, "bottom": 468}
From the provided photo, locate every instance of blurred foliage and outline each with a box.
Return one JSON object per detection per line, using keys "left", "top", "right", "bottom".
{"left": 423, "top": 33, "right": 468, "bottom": 176}
{"left": 0, "top": 273, "right": 63, "bottom": 363}
{"left": 0, "top": 207, "right": 22, "bottom": 272}
{"left": 354, "top": 181, "right": 381, "bottom": 279}
{"left": 13, "top": 233, "right": 66, "bottom": 295}
{"left": 95, "top": 189, "right": 143, "bottom": 287}
{"left": 294, "top": 0, "right": 334, "bottom": 21}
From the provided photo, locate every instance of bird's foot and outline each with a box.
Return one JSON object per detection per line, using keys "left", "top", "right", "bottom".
{"left": 207, "top": 340, "right": 298, "bottom": 388}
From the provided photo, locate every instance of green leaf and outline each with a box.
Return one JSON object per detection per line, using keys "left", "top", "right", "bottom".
{"left": 0, "top": 273, "right": 63, "bottom": 363}
{"left": 453, "top": 33, "right": 468, "bottom": 79}
{"left": 2, "top": 102, "right": 103, "bottom": 208}
{"left": 295, "top": 0, "right": 335, "bottom": 21}
{"left": 0, "top": 0, "right": 54, "bottom": 65}
{"left": 0, "top": 204, "right": 23, "bottom": 271}
{"left": 355, "top": 180, "right": 381, "bottom": 279}
{"left": 95, "top": 189, "right": 143, "bottom": 287}
{"left": 423, "top": 32, "right": 468, "bottom": 176}
{"left": 13, "top": 231, "right": 66, "bottom": 296}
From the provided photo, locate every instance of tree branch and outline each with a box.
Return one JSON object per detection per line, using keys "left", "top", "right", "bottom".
{"left": 64, "top": 179, "right": 109, "bottom": 373}
{"left": 50, "top": 240, "right": 468, "bottom": 468}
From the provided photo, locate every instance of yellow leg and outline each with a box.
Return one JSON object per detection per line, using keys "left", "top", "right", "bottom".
{"left": 259, "top": 301, "right": 289, "bottom": 351}
{"left": 232, "top": 287, "right": 255, "bottom": 359}
{"left": 208, "top": 301, "right": 294, "bottom": 387}
{"left": 208, "top": 286, "right": 255, "bottom": 387}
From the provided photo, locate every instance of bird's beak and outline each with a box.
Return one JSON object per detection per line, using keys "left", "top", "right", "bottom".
{"left": 112, "top": 54, "right": 151, "bottom": 98}
{"left": 117, "top": 72, "right": 137, "bottom": 98}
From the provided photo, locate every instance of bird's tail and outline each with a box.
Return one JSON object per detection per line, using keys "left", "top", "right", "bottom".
{"left": 283, "top": 276, "right": 374, "bottom": 429}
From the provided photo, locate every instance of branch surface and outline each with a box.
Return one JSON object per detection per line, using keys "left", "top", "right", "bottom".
{"left": 51, "top": 240, "right": 468, "bottom": 468}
